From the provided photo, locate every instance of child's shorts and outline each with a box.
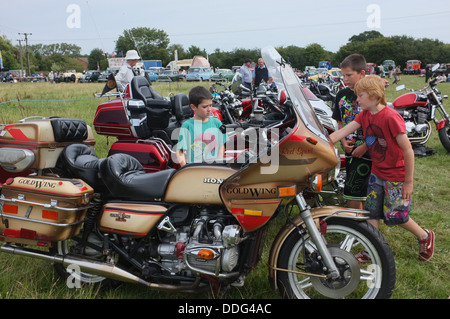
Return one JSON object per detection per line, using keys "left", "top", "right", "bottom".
{"left": 343, "top": 154, "right": 372, "bottom": 201}
{"left": 365, "top": 174, "right": 411, "bottom": 226}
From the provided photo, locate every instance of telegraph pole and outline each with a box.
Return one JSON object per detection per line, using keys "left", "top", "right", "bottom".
{"left": 17, "top": 39, "right": 24, "bottom": 81}
{"left": 18, "top": 32, "right": 32, "bottom": 77}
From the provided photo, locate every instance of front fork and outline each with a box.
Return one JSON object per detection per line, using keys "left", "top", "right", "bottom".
{"left": 296, "top": 194, "right": 340, "bottom": 279}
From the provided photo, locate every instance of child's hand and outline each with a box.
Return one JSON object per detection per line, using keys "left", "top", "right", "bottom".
{"left": 341, "top": 139, "right": 354, "bottom": 153}
{"left": 402, "top": 181, "right": 413, "bottom": 199}
{"left": 351, "top": 143, "right": 368, "bottom": 158}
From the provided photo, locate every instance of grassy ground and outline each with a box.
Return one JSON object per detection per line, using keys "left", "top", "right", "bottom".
{"left": 0, "top": 76, "right": 448, "bottom": 299}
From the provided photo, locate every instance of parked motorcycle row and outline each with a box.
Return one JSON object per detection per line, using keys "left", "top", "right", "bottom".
{"left": 302, "top": 63, "right": 450, "bottom": 154}
{"left": 391, "top": 63, "right": 450, "bottom": 154}
{"left": 0, "top": 46, "right": 446, "bottom": 299}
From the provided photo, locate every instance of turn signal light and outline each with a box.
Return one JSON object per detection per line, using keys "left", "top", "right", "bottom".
{"left": 306, "top": 137, "right": 318, "bottom": 145}
{"left": 310, "top": 174, "right": 323, "bottom": 193}
{"left": 197, "top": 249, "right": 215, "bottom": 260}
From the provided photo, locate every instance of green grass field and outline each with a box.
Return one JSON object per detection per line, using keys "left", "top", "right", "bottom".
{"left": 0, "top": 76, "right": 448, "bottom": 299}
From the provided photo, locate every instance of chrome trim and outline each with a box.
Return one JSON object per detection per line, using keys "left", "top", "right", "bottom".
{"left": 0, "top": 213, "right": 84, "bottom": 227}
{"left": 1, "top": 194, "right": 92, "bottom": 212}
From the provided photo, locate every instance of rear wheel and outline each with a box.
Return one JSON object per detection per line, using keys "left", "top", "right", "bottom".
{"left": 277, "top": 219, "right": 396, "bottom": 299}
{"left": 50, "top": 233, "right": 115, "bottom": 286}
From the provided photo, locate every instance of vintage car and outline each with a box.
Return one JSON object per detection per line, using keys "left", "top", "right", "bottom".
{"left": 382, "top": 60, "right": 396, "bottom": 73}
{"left": 157, "top": 70, "right": 182, "bottom": 82}
{"left": 185, "top": 67, "right": 214, "bottom": 81}
{"left": 366, "top": 63, "right": 377, "bottom": 75}
{"left": 403, "top": 60, "right": 422, "bottom": 74}
{"left": 79, "top": 70, "right": 101, "bottom": 83}
{"left": 144, "top": 70, "right": 159, "bottom": 81}
{"left": 309, "top": 68, "right": 341, "bottom": 81}
{"left": 210, "top": 69, "right": 234, "bottom": 82}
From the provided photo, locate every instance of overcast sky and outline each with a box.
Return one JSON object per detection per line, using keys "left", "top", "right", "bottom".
{"left": 1, "top": 0, "right": 450, "bottom": 55}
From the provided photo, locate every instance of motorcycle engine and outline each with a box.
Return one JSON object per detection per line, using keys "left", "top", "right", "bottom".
{"left": 401, "top": 106, "right": 430, "bottom": 135}
{"left": 155, "top": 207, "right": 242, "bottom": 277}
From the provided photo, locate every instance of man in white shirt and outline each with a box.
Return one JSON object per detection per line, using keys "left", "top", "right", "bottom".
{"left": 115, "top": 50, "right": 140, "bottom": 92}
{"left": 239, "top": 58, "right": 253, "bottom": 90}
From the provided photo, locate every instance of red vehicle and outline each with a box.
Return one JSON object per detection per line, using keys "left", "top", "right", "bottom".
{"left": 366, "top": 63, "right": 377, "bottom": 74}
{"left": 403, "top": 60, "right": 422, "bottom": 74}
{"left": 392, "top": 63, "right": 450, "bottom": 152}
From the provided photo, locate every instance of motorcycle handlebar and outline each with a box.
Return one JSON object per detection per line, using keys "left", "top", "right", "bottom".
{"left": 219, "top": 122, "right": 250, "bottom": 133}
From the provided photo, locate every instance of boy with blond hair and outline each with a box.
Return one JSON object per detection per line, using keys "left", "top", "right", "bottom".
{"left": 330, "top": 75, "right": 435, "bottom": 261}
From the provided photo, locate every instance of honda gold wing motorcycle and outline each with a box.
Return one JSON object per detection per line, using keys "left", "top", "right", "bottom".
{"left": 392, "top": 63, "right": 450, "bottom": 153}
{"left": 0, "top": 46, "right": 395, "bottom": 299}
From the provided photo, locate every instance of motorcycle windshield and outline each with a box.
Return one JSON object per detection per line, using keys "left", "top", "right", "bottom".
{"left": 261, "top": 46, "right": 328, "bottom": 142}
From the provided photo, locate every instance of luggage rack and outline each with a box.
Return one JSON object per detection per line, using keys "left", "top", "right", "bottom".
{"left": 0, "top": 194, "right": 92, "bottom": 228}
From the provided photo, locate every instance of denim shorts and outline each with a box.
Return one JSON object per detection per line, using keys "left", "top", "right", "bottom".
{"left": 365, "top": 174, "right": 411, "bottom": 226}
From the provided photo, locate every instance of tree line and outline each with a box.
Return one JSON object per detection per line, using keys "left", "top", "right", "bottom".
{"left": 1, "top": 29, "right": 450, "bottom": 74}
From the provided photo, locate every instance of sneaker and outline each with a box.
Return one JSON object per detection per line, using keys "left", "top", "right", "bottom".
{"left": 418, "top": 229, "right": 435, "bottom": 261}
{"left": 355, "top": 250, "right": 372, "bottom": 264}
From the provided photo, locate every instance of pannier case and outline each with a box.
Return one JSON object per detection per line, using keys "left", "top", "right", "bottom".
{"left": 0, "top": 176, "right": 93, "bottom": 245}
{"left": 108, "top": 139, "right": 173, "bottom": 173}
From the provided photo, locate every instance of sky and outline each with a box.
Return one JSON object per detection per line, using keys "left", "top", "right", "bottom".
{"left": 1, "top": 0, "right": 450, "bottom": 57}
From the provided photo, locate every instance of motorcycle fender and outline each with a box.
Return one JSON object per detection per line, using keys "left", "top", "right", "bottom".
{"left": 267, "top": 206, "right": 369, "bottom": 291}
{"left": 436, "top": 119, "right": 448, "bottom": 130}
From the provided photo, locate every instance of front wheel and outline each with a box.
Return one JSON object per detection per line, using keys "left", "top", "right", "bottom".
{"left": 276, "top": 218, "right": 396, "bottom": 299}
{"left": 438, "top": 123, "right": 450, "bottom": 152}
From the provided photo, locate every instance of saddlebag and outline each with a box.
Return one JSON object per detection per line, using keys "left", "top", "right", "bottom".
{"left": 0, "top": 118, "right": 95, "bottom": 174}
{"left": 108, "top": 138, "right": 172, "bottom": 173}
{"left": 0, "top": 176, "right": 93, "bottom": 245}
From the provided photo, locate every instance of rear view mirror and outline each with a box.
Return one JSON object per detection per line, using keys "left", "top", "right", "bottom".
{"left": 432, "top": 63, "right": 440, "bottom": 72}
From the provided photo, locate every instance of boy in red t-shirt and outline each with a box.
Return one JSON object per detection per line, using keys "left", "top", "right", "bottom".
{"left": 330, "top": 75, "right": 435, "bottom": 262}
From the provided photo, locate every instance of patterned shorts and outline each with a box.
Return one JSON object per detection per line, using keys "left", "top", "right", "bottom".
{"left": 365, "top": 174, "right": 411, "bottom": 226}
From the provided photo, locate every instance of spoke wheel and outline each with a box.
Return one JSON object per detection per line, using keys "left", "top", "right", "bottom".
{"left": 277, "top": 219, "right": 396, "bottom": 299}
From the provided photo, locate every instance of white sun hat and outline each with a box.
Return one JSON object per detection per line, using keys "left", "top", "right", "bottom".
{"left": 125, "top": 50, "right": 141, "bottom": 60}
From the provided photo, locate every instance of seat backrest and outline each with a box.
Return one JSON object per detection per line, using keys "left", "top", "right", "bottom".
{"left": 130, "top": 76, "right": 154, "bottom": 102}
{"left": 58, "top": 143, "right": 105, "bottom": 191}
{"left": 171, "top": 93, "right": 193, "bottom": 122}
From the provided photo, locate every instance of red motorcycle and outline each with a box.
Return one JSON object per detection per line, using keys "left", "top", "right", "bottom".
{"left": 392, "top": 64, "right": 450, "bottom": 153}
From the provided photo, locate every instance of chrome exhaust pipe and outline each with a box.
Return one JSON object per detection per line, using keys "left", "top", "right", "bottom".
{"left": 0, "top": 244, "right": 201, "bottom": 291}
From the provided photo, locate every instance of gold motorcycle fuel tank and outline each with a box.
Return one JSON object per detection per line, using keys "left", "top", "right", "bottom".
{"left": 164, "top": 165, "right": 239, "bottom": 205}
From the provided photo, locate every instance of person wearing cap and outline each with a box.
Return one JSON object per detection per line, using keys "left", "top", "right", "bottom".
{"left": 115, "top": 49, "right": 140, "bottom": 92}
{"left": 239, "top": 58, "right": 253, "bottom": 90}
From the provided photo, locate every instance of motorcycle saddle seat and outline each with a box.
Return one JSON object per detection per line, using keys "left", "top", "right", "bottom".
{"left": 99, "top": 153, "right": 176, "bottom": 201}
{"left": 58, "top": 143, "right": 106, "bottom": 191}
